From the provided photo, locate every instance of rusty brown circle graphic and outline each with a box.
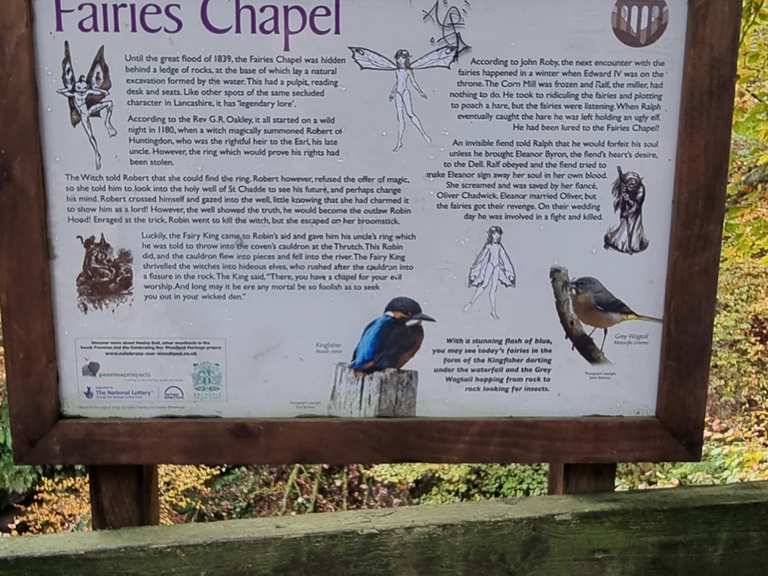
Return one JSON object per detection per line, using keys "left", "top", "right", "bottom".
{"left": 612, "top": 0, "right": 669, "bottom": 48}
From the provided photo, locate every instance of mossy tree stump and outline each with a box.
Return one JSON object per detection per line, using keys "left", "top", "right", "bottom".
{"left": 328, "top": 363, "right": 417, "bottom": 417}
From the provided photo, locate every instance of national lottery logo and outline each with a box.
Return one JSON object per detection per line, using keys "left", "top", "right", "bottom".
{"left": 192, "top": 361, "right": 223, "bottom": 393}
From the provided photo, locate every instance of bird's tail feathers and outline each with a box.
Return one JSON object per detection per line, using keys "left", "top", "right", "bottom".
{"left": 625, "top": 313, "right": 663, "bottom": 323}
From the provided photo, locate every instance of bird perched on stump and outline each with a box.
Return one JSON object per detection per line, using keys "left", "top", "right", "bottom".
{"left": 350, "top": 297, "right": 436, "bottom": 373}
{"left": 569, "top": 277, "right": 661, "bottom": 351}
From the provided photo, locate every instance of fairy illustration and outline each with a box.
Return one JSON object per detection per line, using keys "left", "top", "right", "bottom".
{"left": 349, "top": 39, "right": 467, "bottom": 151}
{"left": 604, "top": 166, "right": 649, "bottom": 255}
{"left": 57, "top": 42, "right": 117, "bottom": 170}
{"left": 464, "top": 226, "right": 517, "bottom": 319}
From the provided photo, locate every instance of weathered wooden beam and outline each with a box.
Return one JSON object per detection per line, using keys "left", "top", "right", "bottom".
{"left": 19, "top": 417, "right": 692, "bottom": 465}
{"left": 2, "top": 482, "right": 768, "bottom": 575}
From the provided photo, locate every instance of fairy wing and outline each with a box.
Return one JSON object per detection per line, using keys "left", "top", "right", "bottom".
{"left": 498, "top": 244, "right": 517, "bottom": 287}
{"left": 468, "top": 245, "right": 491, "bottom": 287}
{"left": 349, "top": 47, "right": 397, "bottom": 71}
{"left": 87, "top": 46, "right": 111, "bottom": 91}
{"left": 62, "top": 41, "right": 76, "bottom": 90}
{"left": 411, "top": 34, "right": 469, "bottom": 70}
{"left": 85, "top": 46, "right": 111, "bottom": 114}
{"left": 61, "top": 41, "right": 80, "bottom": 127}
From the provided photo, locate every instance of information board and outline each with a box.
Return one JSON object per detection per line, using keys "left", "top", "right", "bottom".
{"left": 31, "top": 0, "right": 688, "bottom": 419}
{"left": 0, "top": 0, "right": 741, "bottom": 465}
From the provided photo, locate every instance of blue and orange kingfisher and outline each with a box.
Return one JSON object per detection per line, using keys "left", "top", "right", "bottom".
{"left": 350, "top": 297, "right": 436, "bottom": 373}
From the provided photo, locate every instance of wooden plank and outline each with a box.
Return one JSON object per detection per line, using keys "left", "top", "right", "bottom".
{"left": 20, "top": 417, "right": 691, "bottom": 465}
{"left": 89, "top": 466, "right": 160, "bottom": 530}
{"left": 656, "top": 0, "right": 742, "bottom": 455}
{"left": 0, "top": 0, "right": 61, "bottom": 460}
{"left": 548, "top": 463, "right": 617, "bottom": 495}
{"left": 2, "top": 482, "right": 768, "bottom": 575}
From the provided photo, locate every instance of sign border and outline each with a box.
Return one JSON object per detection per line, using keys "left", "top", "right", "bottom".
{"left": 0, "top": 0, "right": 742, "bottom": 465}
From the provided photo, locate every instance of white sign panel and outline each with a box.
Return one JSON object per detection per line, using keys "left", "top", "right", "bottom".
{"left": 33, "top": 0, "right": 686, "bottom": 418}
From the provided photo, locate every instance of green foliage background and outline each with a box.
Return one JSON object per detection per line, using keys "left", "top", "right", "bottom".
{"left": 725, "top": 0, "right": 768, "bottom": 262}
{"left": 1, "top": 0, "right": 768, "bottom": 533}
{"left": 0, "top": 324, "right": 40, "bottom": 511}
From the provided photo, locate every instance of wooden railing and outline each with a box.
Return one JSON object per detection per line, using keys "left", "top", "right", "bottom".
{"left": 2, "top": 482, "right": 768, "bottom": 575}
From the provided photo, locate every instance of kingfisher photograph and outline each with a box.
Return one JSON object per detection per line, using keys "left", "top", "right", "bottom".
{"left": 327, "top": 297, "right": 436, "bottom": 418}
{"left": 350, "top": 296, "right": 435, "bottom": 373}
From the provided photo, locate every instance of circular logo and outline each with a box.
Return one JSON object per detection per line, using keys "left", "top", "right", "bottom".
{"left": 612, "top": 0, "right": 669, "bottom": 48}
{"left": 163, "top": 386, "right": 185, "bottom": 401}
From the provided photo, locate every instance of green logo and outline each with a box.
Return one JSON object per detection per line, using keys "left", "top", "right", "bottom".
{"left": 192, "top": 362, "right": 223, "bottom": 392}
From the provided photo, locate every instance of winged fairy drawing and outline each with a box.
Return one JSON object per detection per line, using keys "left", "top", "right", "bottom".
{"left": 349, "top": 37, "right": 468, "bottom": 151}
{"left": 464, "top": 226, "right": 516, "bottom": 319}
{"left": 57, "top": 42, "right": 117, "bottom": 170}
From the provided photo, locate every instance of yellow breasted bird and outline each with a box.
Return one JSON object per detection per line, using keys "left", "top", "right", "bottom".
{"left": 570, "top": 277, "right": 662, "bottom": 351}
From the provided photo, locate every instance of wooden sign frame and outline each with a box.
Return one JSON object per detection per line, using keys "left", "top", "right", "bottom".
{"left": 0, "top": 0, "right": 741, "bottom": 466}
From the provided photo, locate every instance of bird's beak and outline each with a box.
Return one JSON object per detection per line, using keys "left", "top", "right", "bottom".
{"left": 412, "top": 312, "right": 436, "bottom": 322}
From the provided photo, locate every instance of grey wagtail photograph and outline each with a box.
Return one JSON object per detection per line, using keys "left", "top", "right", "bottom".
{"left": 570, "top": 276, "right": 663, "bottom": 351}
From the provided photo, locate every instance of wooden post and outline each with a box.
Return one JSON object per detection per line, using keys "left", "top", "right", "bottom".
{"left": 328, "top": 363, "right": 417, "bottom": 417}
{"left": 89, "top": 465, "right": 160, "bottom": 530}
{"left": 548, "top": 463, "right": 617, "bottom": 495}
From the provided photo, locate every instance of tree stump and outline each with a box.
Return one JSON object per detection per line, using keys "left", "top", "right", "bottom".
{"left": 328, "top": 363, "right": 418, "bottom": 417}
